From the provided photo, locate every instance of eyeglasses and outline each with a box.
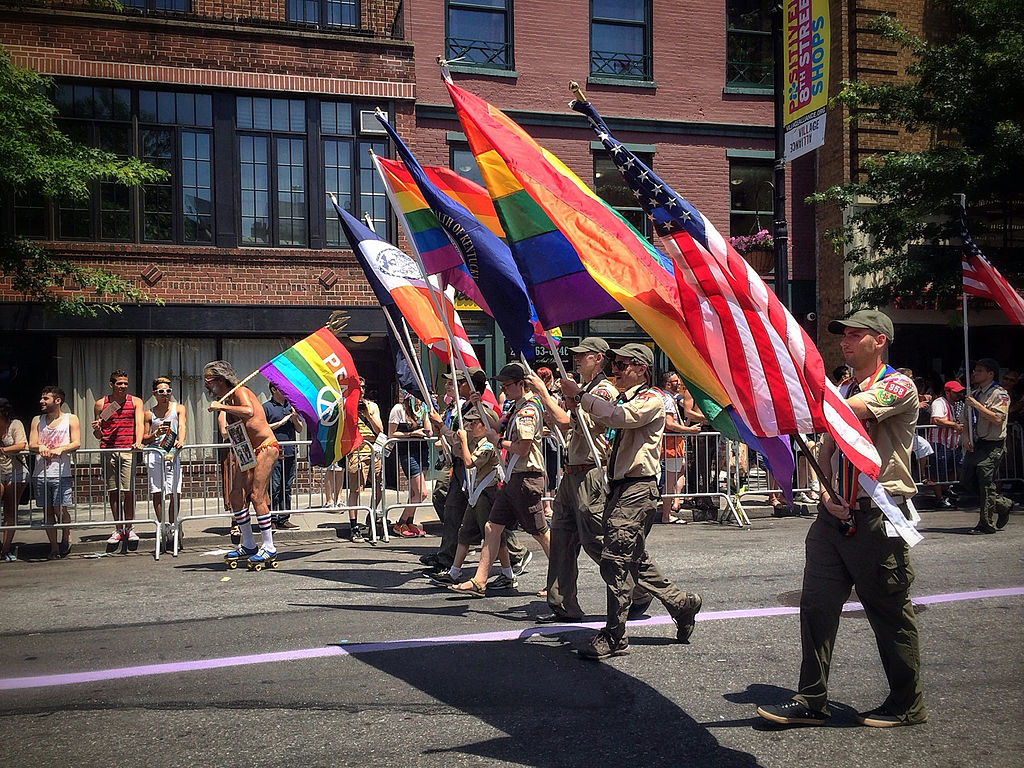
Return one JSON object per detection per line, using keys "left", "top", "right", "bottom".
{"left": 612, "top": 360, "right": 637, "bottom": 371}
{"left": 154, "top": 389, "right": 172, "bottom": 395}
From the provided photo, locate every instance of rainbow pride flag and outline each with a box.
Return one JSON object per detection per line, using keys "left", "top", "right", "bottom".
{"left": 259, "top": 327, "right": 363, "bottom": 467}
{"left": 446, "top": 78, "right": 739, "bottom": 436}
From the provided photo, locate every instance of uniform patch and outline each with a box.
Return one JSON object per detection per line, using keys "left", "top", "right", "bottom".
{"left": 883, "top": 380, "right": 908, "bottom": 398}
{"left": 996, "top": 393, "right": 1011, "bottom": 406}
{"left": 875, "top": 389, "right": 898, "bottom": 406}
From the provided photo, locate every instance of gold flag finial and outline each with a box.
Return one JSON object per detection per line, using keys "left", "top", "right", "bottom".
{"left": 569, "top": 81, "right": 587, "bottom": 103}
{"left": 326, "top": 312, "right": 351, "bottom": 335}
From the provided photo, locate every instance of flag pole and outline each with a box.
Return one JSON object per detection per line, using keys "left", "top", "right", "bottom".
{"left": 956, "top": 193, "right": 974, "bottom": 445}
{"left": 215, "top": 369, "right": 261, "bottom": 404}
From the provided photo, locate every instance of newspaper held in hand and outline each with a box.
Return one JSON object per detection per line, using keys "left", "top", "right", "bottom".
{"left": 227, "top": 421, "right": 257, "bottom": 471}
{"left": 99, "top": 401, "right": 120, "bottom": 421}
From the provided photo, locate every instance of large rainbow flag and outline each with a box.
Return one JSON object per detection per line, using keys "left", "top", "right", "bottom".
{"left": 258, "top": 327, "right": 362, "bottom": 467}
{"left": 445, "top": 77, "right": 743, "bottom": 438}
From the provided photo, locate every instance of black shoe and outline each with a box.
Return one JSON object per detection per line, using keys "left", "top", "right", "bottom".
{"left": 756, "top": 700, "right": 828, "bottom": 726}
{"left": 348, "top": 524, "right": 366, "bottom": 543}
{"left": 627, "top": 598, "right": 653, "bottom": 620}
{"left": 428, "top": 570, "right": 459, "bottom": 586}
{"left": 674, "top": 593, "right": 702, "bottom": 643}
{"left": 537, "top": 611, "right": 585, "bottom": 624}
{"left": 511, "top": 550, "right": 533, "bottom": 577}
{"left": 58, "top": 542, "right": 71, "bottom": 558}
{"left": 968, "top": 526, "right": 997, "bottom": 535}
{"left": 856, "top": 705, "right": 927, "bottom": 728}
{"left": 996, "top": 503, "right": 1013, "bottom": 529}
{"left": 577, "top": 630, "right": 629, "bottom": 660}
{"left": 937, "top": 497, "right": 953, "bottom": 509}
{"left": 419, "top": 553, "right": 440, "bottom": 567}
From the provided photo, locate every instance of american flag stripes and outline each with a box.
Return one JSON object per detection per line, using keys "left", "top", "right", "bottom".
{"left": 571, "top": 97, "right": 883, "bottom": 482}
{"left": 960, "top": 208, "right": 1024, "bottom": 325}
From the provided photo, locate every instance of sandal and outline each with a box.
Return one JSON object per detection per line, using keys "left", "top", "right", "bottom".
{"left": 663, "top": 516, "right": 688, "bottom": 525}
{"left": 449, "top": 577, "right": 487, "bottom": 598}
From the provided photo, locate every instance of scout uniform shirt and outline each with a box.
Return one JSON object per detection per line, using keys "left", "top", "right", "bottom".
{"left": 504, "top": 395, "right": 546, "bottom": 474}
{"left": 468, "top": 433, "right": 500, "bottom": 487}
{"left": 834, "top": 364, "right": 918, "bottom": 501}
{"left": 960, "top": 381, "right": 1010, "bottom": 442}
{"left": 566, "top": 377, "right": 618, "bottom": 465}
{"left": 581, "top": 384, "right": 665, "bottom": 481}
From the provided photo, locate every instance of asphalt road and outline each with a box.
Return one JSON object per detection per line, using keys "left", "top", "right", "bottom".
{"left": 0, "top": 508, "right": 1021, "bottom": 768}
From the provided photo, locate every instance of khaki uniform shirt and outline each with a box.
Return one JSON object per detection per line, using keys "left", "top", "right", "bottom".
{"left": 566, "top": 377, "right": 617, "bottom": 465}
{"left": 468, "top": 435, "right": 499, "bottom": 475}
{"left": 833, "top": 367, "right": 918, "bottom": 500}
{"left": 505, "top": 395, "right": 545, "bottom": 473}
{"left": 582, "top": 384, "right": 664, "bottom": 480}
{"left": 961, "top": 382, "right": 1009, "bottom": 442}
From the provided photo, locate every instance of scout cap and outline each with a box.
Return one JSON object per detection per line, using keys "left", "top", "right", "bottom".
{"left": 568, "top": 337, "right": 609, "bottom": 354}
{"left": 444, "top": 366, "right": 486, "bottom": 387}
{"left": 976, "top": 358, "right": 1000, "bottom": 377}
{"left": 611, "top": 343, "right": 654, "bottom": 368}
{"left": 944, "top": 380, "right": 965, "bottom": 393}
{"left": 462, "top": 409, "right": 483, "bottom": 423}
{"left": 497, "top": 361, "right": 529, "bottom": 382}
{"left": 827, "top": 309, "right": 895, "bottom": 341}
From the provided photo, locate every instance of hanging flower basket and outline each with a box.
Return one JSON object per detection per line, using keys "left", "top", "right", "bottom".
{"left": 728, "top": 229, "right": 775, "bottom": 275}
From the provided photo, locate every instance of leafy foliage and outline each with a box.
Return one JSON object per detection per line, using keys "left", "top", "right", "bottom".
{"left": 809, "top": 0, "right": 1024, "bottom": 310}
{"left": 0, "top": 46, "right": 166, "bottom": 316}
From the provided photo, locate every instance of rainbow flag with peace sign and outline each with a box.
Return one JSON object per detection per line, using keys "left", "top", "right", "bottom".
{"left": 259, "top": 327, "right": 363, "bottom": 467}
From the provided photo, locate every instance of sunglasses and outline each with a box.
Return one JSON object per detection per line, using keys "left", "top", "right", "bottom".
{"left": 155, "top": 389, "right": 172, "bottom": 395}
{"left": 612, "top": 360, "right": 637, "bottom": 371}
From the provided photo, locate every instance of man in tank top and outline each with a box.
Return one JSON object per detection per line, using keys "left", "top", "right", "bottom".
{"left": 30, "top": 386, "right": 80, "bottom": 559}
{"left": 92, "top": 369, "right": 144, "bottom": 546}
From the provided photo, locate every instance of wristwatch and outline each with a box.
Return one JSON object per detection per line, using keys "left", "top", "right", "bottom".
{"left": 573, "top": 392, "right": 585, "bottom": 404}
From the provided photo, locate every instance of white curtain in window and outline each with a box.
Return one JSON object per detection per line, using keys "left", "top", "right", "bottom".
{"left": 57, "top": 337, "right": 134, "bottom": 452}
{"left": 221, "top": 338, "right": 299, "bottom": 406}
{"left": 142, "top": 338, "right": 217, "bottom": 447}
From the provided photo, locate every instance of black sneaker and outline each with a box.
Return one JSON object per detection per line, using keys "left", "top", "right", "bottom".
{"left": 578, "top": 630, "right": 629, "bottom": 660}
{"left": 674, "top": 593, "right": 702, "bottom": 643}
{"left": 511, "top": 550, "right": 533, "bottom": 577}
{"left": 856, "top": 705, "right": 927, "bottom": 728}
{"left": 968, "top": 526, "right": 996, "bottom": 535}
{"left": 756, "top": 700, "right": 828, "bottom": 726}
{"left": 349, "top": 523, "right": 366, "bottom": 543}
{"left": 488, "top": 573, "right": 518, "bottom": 590}
{"left": 419, "top": 553, "right": 440, "bottom": 567}
{"left": 428, "top": 570, "right": 459, "bottom": 586}
{"left": 996, "top": 503, "right": 1013, "bottom": 529}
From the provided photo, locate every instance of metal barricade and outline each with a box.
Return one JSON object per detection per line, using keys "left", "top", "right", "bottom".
{"left": 996, "top": 422, "right": 1024, "bottom": 488}
{"left": 0, "top": 447, "right": 166, "bottom": 558}
{"left": 734, "top": 434, "right": 821, "bottom": 520}
{"left": 169, "top": 440, "right": 377, "bottom": 556}
{"left": 379, "top": 435, "right": 441, "bottom": 526}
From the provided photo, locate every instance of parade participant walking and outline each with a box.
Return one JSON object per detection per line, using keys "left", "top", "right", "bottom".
{"left": 204, "top": 360, "right": 280, "bottom": 569}
{"left": 142, "top": 377, "right": 187, "bottom": 550}
{"left": 450, "top": 362, "right": 551, "bottom": 597}
{"left": 29, "top": 387, "right": 80, "bottom": 559}
{"left": 93, "top": 369, "right": 144, "bottom": 545}
{"left": 526, "top": 337, "right": 618, "bottom": 621}
{"left": 0, "top": 398, "right": 28, "bottom": 562}
{"left": 263, "top": 382, "right": 303, "bottom": 530}
{"left": 960, "top": 358, "right": 1014, "bottom": 533}
{"left": 757, "top": 309, "right": 927, "bottom": 728}
{"left": 559, "top": 344, "right": 702, "bottom": 659}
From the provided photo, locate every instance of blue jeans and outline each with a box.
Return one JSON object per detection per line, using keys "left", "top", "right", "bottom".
{"left": 270, "top": 455, "right": 295, "bottom": 522}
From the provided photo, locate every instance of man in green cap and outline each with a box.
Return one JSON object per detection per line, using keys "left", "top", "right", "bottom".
{"left": 560, "top": 343, "right": 702, "bottom": 659}
{"left": 757, "top": 308, "right": 927, "bottom": 728}
{"left": 960, "top": 357, "right": 1014, "bottom": 533}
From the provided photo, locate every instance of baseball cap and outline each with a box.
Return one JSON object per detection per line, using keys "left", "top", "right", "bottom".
{"left": 568, "top": 336, "right": 609, "bottom": 355}
{"left": 496, "top": 361, "right": 529, "bottom": 382}
{"left": 610, "top": 343, "right": 654, "bottom": 368}
{"left": 827, "top": 309, "right": 895, "bottom": 341}
{"left": 462, "top": 409, "right": 483, "bottom": 423}
{"left": 943, "top": 380, "right": 965, "bottom": 393}
{"left": 444, "top": 366, "right": 486, "bottom": 386}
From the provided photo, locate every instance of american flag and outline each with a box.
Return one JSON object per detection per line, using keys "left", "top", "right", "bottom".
{"left": 960, "top": 207, "right": 1024, "bottom": 325}
{"left": 571, "top": 97, "right": 882, "bottom": 481}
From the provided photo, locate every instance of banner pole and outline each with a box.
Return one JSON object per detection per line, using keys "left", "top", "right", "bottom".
{"left": 956, "top": 193, "right": 974, "bottom": 445}
{"left": 544, "top": 331, "right": 605, "bottom": 484}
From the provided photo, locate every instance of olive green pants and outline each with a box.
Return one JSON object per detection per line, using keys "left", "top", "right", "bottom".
{"left": 794, "top": 506, "right": 926, "bottom": 723}
{"left": 960, "top": 439, "right": 1012, "bottom": 532}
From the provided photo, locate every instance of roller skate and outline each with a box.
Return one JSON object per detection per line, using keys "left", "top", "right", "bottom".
{"left": 224, "top": 545, "right": 258, "bottom": 569}
{"left": 246, "top": 546, "right": 279, "bottom": 571}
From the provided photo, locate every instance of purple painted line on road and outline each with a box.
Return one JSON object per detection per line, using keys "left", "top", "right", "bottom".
{"left": 2, "top": 586, "right": 1020, "bottom": 692}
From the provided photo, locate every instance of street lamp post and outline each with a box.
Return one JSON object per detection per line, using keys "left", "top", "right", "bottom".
{"left": 772, "top": 1, "right": 790, "bottom": 308}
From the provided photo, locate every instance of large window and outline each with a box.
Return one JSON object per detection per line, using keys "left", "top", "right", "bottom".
{"left": 595, "top": 153, "right": 651, "bottom": 239}
{"left": 729, "top": 159, "right": 773, "bottom": 238}
{"left": 286, "top": 0, "right": 359, "bottom": 29}
{"left": 590, "top": 0, "right": 651, "bottom": 80}
{"left": 321, "top": 102, "right": 387, "bottom": 246}
{"left": 727, "top": 0, "right": 773, "bottom": 88}
{"left": 237, "top": 97, "right": 307, "bottom": 247}
{"left": 445, "top": 0, "right": 513, "bottom": 70}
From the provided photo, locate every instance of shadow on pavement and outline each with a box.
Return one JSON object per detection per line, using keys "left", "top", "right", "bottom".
{"left": 349, "top": 636, "right": 764, "bottom": 767}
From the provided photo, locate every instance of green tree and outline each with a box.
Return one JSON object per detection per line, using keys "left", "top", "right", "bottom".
{"left": 812, "top": 0, "right": 1024, "bottom": 310}
{"left": 0, "top": 47, "right": 167, "bottom": 316}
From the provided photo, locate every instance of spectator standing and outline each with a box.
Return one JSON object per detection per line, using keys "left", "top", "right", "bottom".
{"left": 657, "top": 371, "right": 699, "bottom": 523}
{"left": 93, "top": 369, "right": 144, "bottom": 544}
{"left": 389, "top": 390, "right": 431, "bottom": 537}
{"left": 142, "top": 377, "right": 187, "bottom": 549}
{"left": 345, "top": 377, "right": 383, "bottom": 542}
{"left": 960, "top": 358, "right": 1015, "bottom": 533}
{"left": 0, "top": 398, "right": 28, "bottom": 561}
{"left": 29, "top": 386, "right": 81, "bottom": 559}
{"left": 928, "top": 381, "right": 965, "bottom": 506}
{"left": 263, "top": 382, "right": 303, "bottom": 530}
{"left": 757, "top": 309, "right": 926, "bottom": 728}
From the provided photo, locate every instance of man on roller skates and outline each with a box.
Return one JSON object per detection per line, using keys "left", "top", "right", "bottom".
{"left": 204, "top": 360, "right": 281, "bottom": 571}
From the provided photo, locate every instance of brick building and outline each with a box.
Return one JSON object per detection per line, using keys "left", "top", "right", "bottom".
{"left": 1, "top": 0, "right": 822, "bottom": 440}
